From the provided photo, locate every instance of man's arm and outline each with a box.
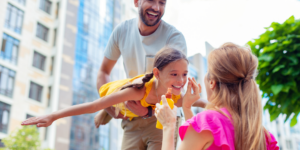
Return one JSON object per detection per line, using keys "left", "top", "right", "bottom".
{"left": 97, "top": 57, "right": 126, "bottom": 119}
{"left": 97, "top": 57, "right": 117, "bottom": 90}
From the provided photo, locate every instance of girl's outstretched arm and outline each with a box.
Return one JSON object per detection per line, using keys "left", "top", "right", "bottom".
{"left": 22, "top": 87, "right": 144, "bottom": 127}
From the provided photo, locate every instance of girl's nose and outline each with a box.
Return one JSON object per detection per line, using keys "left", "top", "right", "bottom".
{"left": 177, "top": 76, "right": 184, "bottom": 83}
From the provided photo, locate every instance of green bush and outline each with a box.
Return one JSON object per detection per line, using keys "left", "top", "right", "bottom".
{"left": 247, "top": 16, "right": 300, "bottom": 127}
{"left": 0, "top": 126, "right": 51, "bottom": 150}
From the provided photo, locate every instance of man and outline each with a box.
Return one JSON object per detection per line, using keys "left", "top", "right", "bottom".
{"left": 95, "top": 0, "right": 188, "bottom": 149}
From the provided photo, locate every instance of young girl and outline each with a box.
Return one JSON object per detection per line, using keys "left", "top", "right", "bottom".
{"left": 21, "top": 47, "right": 205, "bottom": 149}
{"left": 155, "top": 43, "right": 279, "bottom": 150}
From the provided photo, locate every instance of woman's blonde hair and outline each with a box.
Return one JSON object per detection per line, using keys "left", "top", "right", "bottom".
{"left": 206, "top": 42, "right": 270, "bottom": 150}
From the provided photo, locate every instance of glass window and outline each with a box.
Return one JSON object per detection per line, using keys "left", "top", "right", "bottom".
{"left": 83, "top": 13, "right": 89, "bottom": 32}
{"left": 286, "top": 140, "right": 292, "bottom": 149}
{"left": 0, "top": 101, "right": 11, "bottom": 134}
{"left": 0, "top": 66, "right": 16, "bottom": 97}
{"left": 12, "top": 0, "right": 26, "bottom": 6}
{"left": 50, "top": 56, "right": 54, "bottom": 75}
{"left": 55, "top": 2, "right": 60, "bottom": 19}
{"left": 1, "top": 33, "right": 19, "bottom": 65}
{"left": 29, "top": 82, "right": 43, "bottom": 102}
{"left": 39, "top": 0, "right": 52, "bottom": 14}
{"left": 53, "top": 28, "right": 57, "bottom": 46}
{"left": 26, "top": 114, "right": 34, "bottom": 119}
{"left": 36, "top": 23, "right": 49, "bottom": 41}
{"left": 32, "top": 51, "right": 46, "bottom": 71}
{"left": 47, "top": 86, "right": 51, "bottom": 107}
{"left": 4, "top": 4, "right": 24, "bottom": 34}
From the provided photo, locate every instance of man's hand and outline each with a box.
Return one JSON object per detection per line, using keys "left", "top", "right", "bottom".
{"left": 125, "top": 100, "right": 148, "bottom": 116}
{"left": 105, "top": 106, "right": 129, "bottom": 119}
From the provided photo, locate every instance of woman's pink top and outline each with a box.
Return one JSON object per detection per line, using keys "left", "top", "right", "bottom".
{"left": 179, "top": 108, "right": 279, "bottom": 150}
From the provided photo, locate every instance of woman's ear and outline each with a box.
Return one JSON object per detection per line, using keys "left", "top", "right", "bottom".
{"left": 134, "top": 0, "right": 139, "bottom": 7}
{"left": 210, "top": 80, "right": 217, "bottom": 90}
{"left": 153, "top": 68, "right": 160, "bottom": 80}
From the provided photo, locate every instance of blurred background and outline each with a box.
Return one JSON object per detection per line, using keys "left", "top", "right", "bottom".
{"left": 0, "top": 0, "right": 299, "bottom": 149}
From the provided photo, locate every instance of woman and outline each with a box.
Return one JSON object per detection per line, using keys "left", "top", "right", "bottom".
{"left": 155, "top": 43, "right": 279, "bottom": 150}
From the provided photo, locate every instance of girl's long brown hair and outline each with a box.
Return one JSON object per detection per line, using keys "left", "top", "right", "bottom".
{"left": 206, "top": 42, "right": 270, "bottom": 150}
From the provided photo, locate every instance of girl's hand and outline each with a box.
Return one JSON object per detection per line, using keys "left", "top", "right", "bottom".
{"left": 155, "top": 95, "right": 177, "bottom": 128}
{"left": 21, "top": 114, "right": 55, "bottom": 127}
{"left": 182, "top": 77, "right": 202, "bottom": 109}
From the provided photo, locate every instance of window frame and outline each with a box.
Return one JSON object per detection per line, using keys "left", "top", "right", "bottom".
{"left": 36, "top": 23, "right": 49, "bottom": 42}
{"left": 0, "top": 65, "right": 16, "bottom": 98}
{"left": 29, "top": 81, "right": 43, "bottom": 102}
{"left": 32, "top": 51, "right": 46, "bottom": 71}
{"left": 39, "top": 0, "right": 52, "bottom": 14}
{"left": 0, "top": 101, "right": 11, "bottom": 134}
{"left": 4, "top": 3, "right": 24, "bottom": 34}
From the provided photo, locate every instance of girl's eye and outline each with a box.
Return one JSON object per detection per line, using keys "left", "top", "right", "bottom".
{"left": 171, "top": 74, "right": 177, "bottom": 76}
{"left": 183, "top": 74, "right": 187, "bottom": 76}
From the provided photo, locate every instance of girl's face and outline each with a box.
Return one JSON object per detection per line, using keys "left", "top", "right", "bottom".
{"left": 157, "top": 59, "right": 188, "bottom": 95}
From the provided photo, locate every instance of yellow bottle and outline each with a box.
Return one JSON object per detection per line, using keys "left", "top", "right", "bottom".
{"left": 156, "top": 88, "right": 174, "bottom": 129}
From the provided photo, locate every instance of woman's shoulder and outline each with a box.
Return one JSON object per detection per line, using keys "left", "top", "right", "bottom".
{"left": 266, "top": 132, "right": 279, "bottom": 150}
{"left": 179, "top": 109, "right": 235, "bottom": 150}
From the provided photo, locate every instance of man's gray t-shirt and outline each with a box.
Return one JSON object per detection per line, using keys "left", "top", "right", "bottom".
{"left": 104, "top": 18, "right": 187, "bottom": 78}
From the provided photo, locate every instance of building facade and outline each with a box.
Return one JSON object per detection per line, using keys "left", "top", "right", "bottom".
{"left": 0, "top": 0, "right": 62, "bottom": 149}
{"left": 0, "top": 0, "right": 136, "bottom": 149}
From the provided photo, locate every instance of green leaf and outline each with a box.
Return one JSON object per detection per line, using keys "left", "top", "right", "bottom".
{"left": 282, "top": 67, "right": 293, "bottom": 76}
{"left": 272, "top": 65, "right": 285, "bottom": 73}
{"left": 270, "top": 111, "right": 280, "bottom": 121}
{"left": 294, "top": 44, "right": 300, "bottom": 51}
{"left": 282, "top": 86, "right": 290, "bottom": 93}
{"left": 291, "top": 70, "right": 300, "bottom": 76}
{"left": 285, "top": 80, "right": 297, "bottom": 87}
{"left": 286, "top": 56, "right": 298, "bottom": 65}
{"left": 258, "top": 54, "right": 274, "bottom": 62}
{"left": 285, "top": 16, "right": 295, "bottom": 24}
{"left": 271, "top": 84, "right": 283, "bottom": 95}
{"left": 290, "top": 112, "right": 299, "bottom": 127}
{"left": 282, "top": 40, "right": 292, "bottom": 45}
{"left": 263, "top": 43, "right": 278, "bottom": 53}
{"left": 259, "top": 62, "right": 270, "bottom": 68}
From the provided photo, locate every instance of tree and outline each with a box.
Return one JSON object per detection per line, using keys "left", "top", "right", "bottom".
{"left": 247, "top": 16, "right": 300, "bottom": 127}
{"left": 0, "top": 126, "right": 51, "bottom": 150}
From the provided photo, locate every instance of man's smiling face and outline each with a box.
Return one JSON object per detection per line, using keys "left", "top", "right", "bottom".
{"left": 138, "top": 0, "right": 166, "bottom": 26}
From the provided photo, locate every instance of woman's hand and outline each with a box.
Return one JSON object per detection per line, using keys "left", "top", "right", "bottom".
{"left": 21, "top": 114, "right": 55, "bottom": 127}
{"left": 155, "top": 95, "right": 177, "bottom": 128}
{"left": 183, "top": 77, "right": 202, "bottom": 109}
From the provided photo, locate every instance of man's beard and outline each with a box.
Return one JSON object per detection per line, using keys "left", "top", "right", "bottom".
{"left": 139, "top": 8, "right": 163, "bottom": 27}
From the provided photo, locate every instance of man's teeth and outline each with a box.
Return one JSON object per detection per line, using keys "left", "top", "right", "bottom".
{"left": 148, "top": 12, "right": 158, "bottom": 16}
{"left": 173, "top": 85, "right": 181, "bottom": 88}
